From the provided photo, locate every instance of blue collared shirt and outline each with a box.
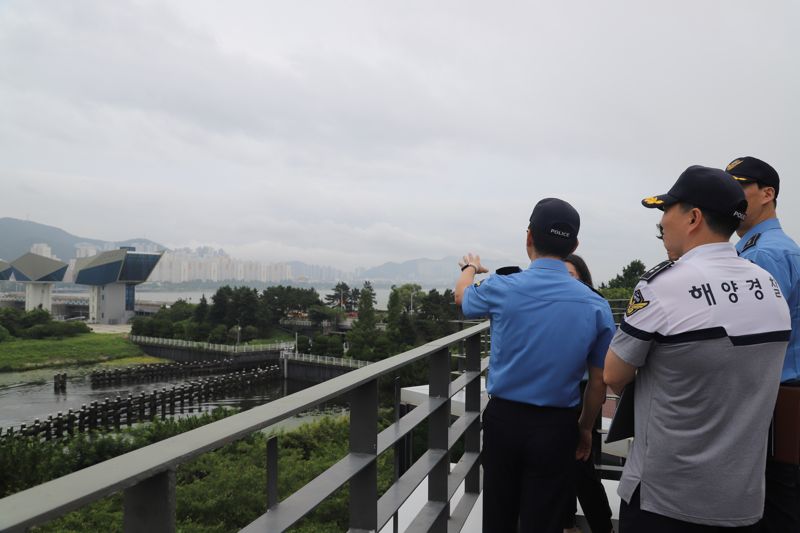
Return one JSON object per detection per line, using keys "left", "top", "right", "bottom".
{"left": 462, "top": 258, "right": 615, "bottom": 407}
{"left": 736, "top": 218, "right": 800, "bottom": 382}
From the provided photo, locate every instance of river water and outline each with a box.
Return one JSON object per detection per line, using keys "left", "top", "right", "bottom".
{"left": 0, "top": 366, "right": 338, "bottom": 431}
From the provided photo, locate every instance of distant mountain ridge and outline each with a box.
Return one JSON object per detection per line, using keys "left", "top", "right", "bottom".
{"left": 0, "top": 217, "right": 522, "bottom": 285}
{"left": 0, "top": 218, "right": 166, "bottom": 261}
{"left": 361, "top": 256, "right": 524, "bottom": 284}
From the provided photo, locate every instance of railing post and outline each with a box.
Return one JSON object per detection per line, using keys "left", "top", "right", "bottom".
{"left": 464, "top": 333, "right": 481, "bottom": 495}
{"left": 428, "top": 346, "right": 451, "bottom": 532}
{"left": 123, "top": 468, "right": 176, "bottom": 533}
{"left": 349, "top": 379, "right": 378, "bottom": 531}
{"left": 266, "top": 436, "right": 278, "bottom": 509}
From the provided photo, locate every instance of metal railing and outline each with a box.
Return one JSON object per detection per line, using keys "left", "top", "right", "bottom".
{"left": 283, "top": 350, "right": 371, "bottom": 369}
{"left": 0, "top": 322, "right": 490, "bottom": 533}
{"left": 129, "top": 334, "right": 294, "bottom": 353}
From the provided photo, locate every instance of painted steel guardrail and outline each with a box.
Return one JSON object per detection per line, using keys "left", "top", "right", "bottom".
{"left": 129, "top": 334, "right": 294, "bottom": 353}
{"left": 0, "top": 322, "right": 490, "bottom": 533}
{"left": 283, "top": 350, "right": 370, "bottom": 369}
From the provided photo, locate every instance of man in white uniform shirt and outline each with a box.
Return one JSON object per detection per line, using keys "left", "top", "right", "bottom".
{"left": 604, "top": 166, "right": 791, "bottom": 532}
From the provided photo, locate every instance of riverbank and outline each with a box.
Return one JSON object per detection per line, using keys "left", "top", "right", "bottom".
{"left": 0, "top": 333, "right": 145, "bottom": 372}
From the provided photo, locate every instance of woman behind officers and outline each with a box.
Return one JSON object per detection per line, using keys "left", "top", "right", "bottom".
{"left": 563, "top": 254, "right": 615, "bottom": 533}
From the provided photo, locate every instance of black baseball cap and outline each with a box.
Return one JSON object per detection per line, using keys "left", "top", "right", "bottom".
{"left": 726, "top": 156, "right": 780, "bottom": 197}
{"left": 641, "top": 165, "right": 747, "bottom": 221}
{"left": 529, "top": 198, "right": 580, "bottom": 251}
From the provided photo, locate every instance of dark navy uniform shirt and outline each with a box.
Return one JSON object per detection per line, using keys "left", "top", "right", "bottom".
{"left": 461, "top": 258, "right": 615, "bottom": 408}
{"left": 736, "top": 218, "right": 800, "bottom": 382}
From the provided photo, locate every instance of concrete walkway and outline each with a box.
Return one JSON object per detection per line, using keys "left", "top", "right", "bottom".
{"left": 88, "top": 324, "right": 132, "bottom": 334}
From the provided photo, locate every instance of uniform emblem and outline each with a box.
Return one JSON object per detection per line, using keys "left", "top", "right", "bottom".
{"left": 726, "top": 159, "right": 743, "bottom": 172}
{"left": 643, "top": 196, "right": 664, "bottom": 206}
{"left": 740, "top": 233, "right": 761, "bottom": 254}
{"left": 640, "top": 260, "right": 674, "bottom": 282}
{"left": 626, "top": 289, "right": 650, "bottom": 317}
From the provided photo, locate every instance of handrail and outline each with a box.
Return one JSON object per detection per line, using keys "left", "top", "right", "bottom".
{"left": 129, "top": 334, "right": 294, "bottom": 353}
{"left": 283, "top": 351, "right": 370, "bottom": 369}
{"left": 0, "top": 322, "right": 490, "bottom": 532}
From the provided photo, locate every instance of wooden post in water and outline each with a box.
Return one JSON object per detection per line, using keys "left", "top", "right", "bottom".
{"left": 126, "top": 395, "right": 133, "bottom": 427}
{"left": 114, "top": 396, "right": 121, "bottom": 430}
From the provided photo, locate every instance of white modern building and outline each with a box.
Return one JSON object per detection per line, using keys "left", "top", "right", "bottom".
{"left": 6, "top": 253, "right": 68, "bottom": 312}
{"left": 74, "top": 248, "right": 162, "bottom": 324}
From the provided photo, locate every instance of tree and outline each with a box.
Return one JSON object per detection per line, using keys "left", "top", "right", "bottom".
{"left": 348, "top": 288, "right": 361, "bottom": 311}
{"left": 386, "top": 288, "right": 402, "bottom": 331}
{"left": 605, "top": 260, "right": 647, "bottom": 289}
{"left": 392, "top": 284, "right": 423, "bottom": 314}
{"left": 347, "top": 282, "right": 379, "bottom": 360}
{"left": 262, "top": 286, "right": 322, "bottom": 324}
{"left": 209, "top": 286, "right": 234, "bottom": 325}
{"left": 194, "top": 294, "right": 209, "bottom": 323}
{"left": 324, "top": 282, "right": 351, "bottom": 310}
{"left": 308, "top": 305, "right": 340, "bottom": 326}
{"left": 228, "top": 287, "right": 259, "bottom": 328}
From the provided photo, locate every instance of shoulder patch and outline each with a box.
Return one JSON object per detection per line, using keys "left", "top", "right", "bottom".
{"left": 740, "top": 233, "right": 761, "bottom": 255}
{"left": 625, "top": 289, "right": 650, "bottom": 317}
{"left": 640, "top": 260, "right": 674, "bottom": 282}
{"left": 580, "top": 280, "right": 603, "bottom": 297}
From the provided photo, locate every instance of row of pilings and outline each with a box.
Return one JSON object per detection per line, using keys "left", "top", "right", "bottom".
{"left": 87, "top": 358, "right": 268, "bottom": 387}
{"left": 4, "top": 365, "right": 280, "bottom": 443}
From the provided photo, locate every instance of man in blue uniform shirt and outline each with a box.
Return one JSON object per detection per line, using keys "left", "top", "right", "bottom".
{"left": 728, "top": 156, "right": 800, "bottom": 533}
{"left": 454, "top": 198, "right": 615, "bottom": 533}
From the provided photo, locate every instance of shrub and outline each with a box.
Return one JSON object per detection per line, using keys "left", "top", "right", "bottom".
{"left": 21, "top": 321, "right": 90, "bottom": 339}
{"left": 0, "top": 307, "right": 24, "bottom": 336}
{"left": 21, "top": 308, "right": 52, "bottom": 329}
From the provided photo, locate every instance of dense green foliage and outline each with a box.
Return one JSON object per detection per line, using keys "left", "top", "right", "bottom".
{"left": 130, "top": 281, "right": 461, "bottom": 365}
{"left": 601, "top": 259, "right": 647, "bottom": 290}
{"left": 0, "top": 333, "right": 144, "bottom": 372}
{"left": 0, "top": 308, "right": 90, "bottom": 341}
{"left": 131, "top": 285, "right": 322, "bottom": 343}
{"left": 5, "top": 410, "right": 397, "bottom": 532}
{"left": 346, "top": 284, "right": 459, "bottom": 363}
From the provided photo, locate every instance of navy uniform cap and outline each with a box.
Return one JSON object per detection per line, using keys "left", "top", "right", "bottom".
{"left": 529, "top": 198, "right": 580, "bottom": 249}
{"left": 641, "top": 165, "right": 747, "bottom": 221}
{"left": 726, "top": 156, "right": 780, "bottom": 197}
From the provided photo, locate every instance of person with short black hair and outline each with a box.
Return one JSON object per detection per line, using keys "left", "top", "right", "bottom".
{"left": 605, "top": 165, "right": 791, "bottom": 532}
{"left": 726, "top": 156, "right": 800, "bottom": 533}
{"left": 455, "top": 198, "right": 616, "bottom": 532}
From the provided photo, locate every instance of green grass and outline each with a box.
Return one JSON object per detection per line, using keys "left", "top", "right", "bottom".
{"left": 246, "top": 331, "right": 295, "bottom": 344}
{"left": 97, "top": 355, "right": 168, "bottom": 367}
{"left": 0, "top": 334, "right": 145, "bottom": 372}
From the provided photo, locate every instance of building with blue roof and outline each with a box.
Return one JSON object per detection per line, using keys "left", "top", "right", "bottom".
{"left": 74, "top": 247, "right": 162, "bottom": 324}
{"left": 6, "top": 253, "right": 68, "bottom": 312}
{"left": 0, "top": 260, "right": 11, "bottom": 281}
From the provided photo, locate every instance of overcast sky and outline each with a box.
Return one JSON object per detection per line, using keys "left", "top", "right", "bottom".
{"left": 1, "top": 1, "right": 798, "bottom": 283}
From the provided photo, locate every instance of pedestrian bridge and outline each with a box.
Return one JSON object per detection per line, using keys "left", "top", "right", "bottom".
{"left": 0, "top": 322, "right": 622, "bottom": 532}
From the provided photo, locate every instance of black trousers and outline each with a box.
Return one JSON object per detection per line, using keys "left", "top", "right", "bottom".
{"left": 562, "top": 456, "right": 614, "bottom": 533}
{"left": 482, "top": 397, "right": 578, "bottom": 533}
{"left": 759, "top": 459, "right": 800, "bottom": 533}
{"left": 619, "top": 485, "right": 758, "bottom": 533}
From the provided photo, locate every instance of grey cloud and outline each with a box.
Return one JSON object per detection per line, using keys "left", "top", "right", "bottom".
{"left": 0, "top": 0, "right": 798, "bottom": 284}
